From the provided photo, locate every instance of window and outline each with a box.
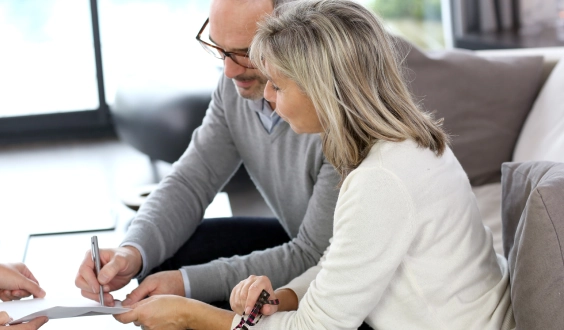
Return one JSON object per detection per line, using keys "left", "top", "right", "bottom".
{"left": 0, "top": 0, "right": 451, "bottom": 142}
{"left": 361, "top": 0, "right": 446, "bottom": 50}
{"left": 97, "top": 0, "right": 218, "bottom": 106}
{"left": 0, "top": 0, "right": 99, "bottom": 117}
{"left": 0, "top": 0, "right": 218, "bottom": 142}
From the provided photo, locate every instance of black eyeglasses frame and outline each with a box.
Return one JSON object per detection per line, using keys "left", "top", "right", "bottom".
{"left": 195, "top": 18, "right": 255, "bottom": 69}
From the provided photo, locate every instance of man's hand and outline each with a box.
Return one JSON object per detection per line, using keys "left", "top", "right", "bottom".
{"left": 75, "top": 246, "right": 142, "bottom": 306}
{"left": 122, "top": 270, "right": 184, "bottom": 306}
{"left": 0, "top": 311, "right": 48, "bottom": 329}
{"left": 230, "top": 275, "right": 278, "bottom": 316}
{"left": 0, "top": 263, "right": 46, "bottom": 302}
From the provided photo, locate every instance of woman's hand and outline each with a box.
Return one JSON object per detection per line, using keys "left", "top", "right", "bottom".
{"left": 114, "top": 295, "right": 234, "bottom": 330}
{"left": 230, "top": 275, "right": 278, "bottom": 316}
{"left": 114, "top": 295, "right": 191, "bottom": 329}
{"left": 0, "top": 263, "right": 46, "bottom": 302}
{"left": 0, "top": 311, "right": 48, "bottom": 329}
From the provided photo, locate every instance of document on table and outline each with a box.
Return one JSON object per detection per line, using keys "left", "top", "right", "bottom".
{"left": 2, "top": 297, "right": 130, "bottom": 325}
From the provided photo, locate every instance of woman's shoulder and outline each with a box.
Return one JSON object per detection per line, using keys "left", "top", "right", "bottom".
{"left": 360, "top": 139, "right": 452, "bottom": 169}
{"left": 341, "top": 140, "right": 422, "bottom": 192}
{"left": 351, "top": 139, "right": 461, "bottom": 188}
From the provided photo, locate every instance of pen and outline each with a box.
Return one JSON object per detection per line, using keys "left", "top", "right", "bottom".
{"left": 91, "top": 236, "right": 105, "bottom": 306}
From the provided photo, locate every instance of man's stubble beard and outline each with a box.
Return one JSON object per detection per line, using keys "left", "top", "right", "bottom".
{"left": 232, "top": 73, "right": 268, "bottom": 100}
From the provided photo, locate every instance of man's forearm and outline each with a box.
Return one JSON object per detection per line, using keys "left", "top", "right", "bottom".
{"left": 185, "top": 237, "right": 324, "bottom": 303}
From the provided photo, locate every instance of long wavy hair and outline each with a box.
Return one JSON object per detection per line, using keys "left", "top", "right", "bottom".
{"left": 250, "top": 0, "right": 449, "bottom": 184}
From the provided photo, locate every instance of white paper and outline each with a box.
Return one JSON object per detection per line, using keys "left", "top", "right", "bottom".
{"left": 2, "top": 297, "right": 130, "bottom": 325}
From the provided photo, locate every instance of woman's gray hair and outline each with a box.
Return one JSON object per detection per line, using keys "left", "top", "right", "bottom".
{"left": 250, "top": 0, "right": 449, "bottom": 184}
{"left": 272, "top": 0, "right": 295, "bottom": 7}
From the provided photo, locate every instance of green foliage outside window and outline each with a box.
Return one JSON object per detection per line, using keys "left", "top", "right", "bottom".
{"left": 370, "top": 0, "right": 442, "bottom": 21}
{"left": 367, "top": 0, "right": 444, "bottom": 49}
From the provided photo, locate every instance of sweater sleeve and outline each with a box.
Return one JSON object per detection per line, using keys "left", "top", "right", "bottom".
{"left": 246, "top": 167, "right": 416, "bottom": 330}
{"left": 278, "top": 239, "right": 331, "bottom": 301}
{"left": 121, "top": 74, "right": 243, "bottom": 278}
{"left": 183, "top": 158, "right": 338, "bottom": 302}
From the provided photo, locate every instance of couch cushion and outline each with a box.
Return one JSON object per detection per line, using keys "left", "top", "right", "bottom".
{"left": 472, "top": 182, "right": 503, "bottom": 254}
{"left": 400, "top": 40, "right": 543, "bottom": 186}
{"left": 513, "top": 58, "right": 564, "bottom": 163}
{"left": 501, "top": 161, "right": 564, "bottom": 329}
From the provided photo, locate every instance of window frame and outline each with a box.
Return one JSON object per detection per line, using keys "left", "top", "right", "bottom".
{"left": 0, "top": 0, "right": 114, "bottom": 144}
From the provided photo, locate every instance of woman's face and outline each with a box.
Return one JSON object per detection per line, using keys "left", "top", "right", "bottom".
{"left": 263, "top": 63, "right": 323, "bottom": 134}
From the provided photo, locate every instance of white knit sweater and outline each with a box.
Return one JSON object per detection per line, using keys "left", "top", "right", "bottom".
{"left": 231, "top": 140, "right": 512, "bottom": 330}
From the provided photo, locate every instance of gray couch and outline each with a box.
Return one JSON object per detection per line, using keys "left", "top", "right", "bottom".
{"left": 501, "top": 161, "right": 564, "bottom": 329}
{"left": 467, "top": 47, "right": 564, "bottom": 255}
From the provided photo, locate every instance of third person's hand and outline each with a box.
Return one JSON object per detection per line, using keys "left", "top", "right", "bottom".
{"left": 0, "top": 311, "right": 48, "bottom": 329}
{"left": 0, "top": 263, "right": 46, "bottom": 302}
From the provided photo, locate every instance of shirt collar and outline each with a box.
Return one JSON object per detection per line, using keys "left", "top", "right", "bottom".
{"left": 250, "top": 98, "right": 276, "bottom": 117}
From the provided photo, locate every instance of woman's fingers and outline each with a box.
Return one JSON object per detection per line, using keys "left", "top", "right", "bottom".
{"left": 261, "top": 303, "right": 278, "bottom": 316}
{"left": 230, "top": 276, "right": 252, "bottom": 315}
{"left": 229, "top": 282, "right": 243, "bottom": 314}
{"left": 230, "top": 275, "right": 278, "bottom": 316}
{"left": 245, "top": 276, "right": 275, "bottom": 315}
{"left": 231, "top": 275, "right": 259, "bottom": 315}
{"left": 238, "top": 276, "right": 256, "bottom": 314}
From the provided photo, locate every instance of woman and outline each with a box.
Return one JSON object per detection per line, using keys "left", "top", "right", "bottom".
{"left": 229, "top": 0, "right": 513, "bottom": 329}
{"left": 0, "top": 263, "right": 48, "bottom": 329}
{"left": 115, "top": 0, "right": 513, "bottom": 329}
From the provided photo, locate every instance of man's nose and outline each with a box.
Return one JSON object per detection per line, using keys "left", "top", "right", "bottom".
{"left": 223, "top": 57, "right": 246, "bottom": 79}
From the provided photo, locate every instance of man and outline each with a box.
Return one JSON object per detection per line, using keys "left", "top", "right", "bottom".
{"left": 76, "top": 0, "right": 339, "bottom": 307}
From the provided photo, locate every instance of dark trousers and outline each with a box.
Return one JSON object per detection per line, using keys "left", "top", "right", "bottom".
{"left": 147, "top": 217, "right": 291, "bottom": 274}
{"left": 147, "top": 216, "right": 373, "bottom": 330}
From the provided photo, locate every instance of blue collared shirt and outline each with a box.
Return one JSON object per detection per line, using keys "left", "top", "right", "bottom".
{"left": 250, "top": 98, "right": 282, "bottom": 134}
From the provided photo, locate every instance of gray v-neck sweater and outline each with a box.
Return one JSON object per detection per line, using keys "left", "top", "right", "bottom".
{"left": 122, "top": 74, "right": 340, "bottom": 303}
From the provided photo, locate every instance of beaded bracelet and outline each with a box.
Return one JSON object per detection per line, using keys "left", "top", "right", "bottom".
{"left": 233, "top": 289, "right": 280, "bottom": 330}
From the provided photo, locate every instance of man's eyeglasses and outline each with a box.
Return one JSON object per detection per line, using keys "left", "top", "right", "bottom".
{"left": 195, "top": 18, "right": 256, "bottom": 69}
